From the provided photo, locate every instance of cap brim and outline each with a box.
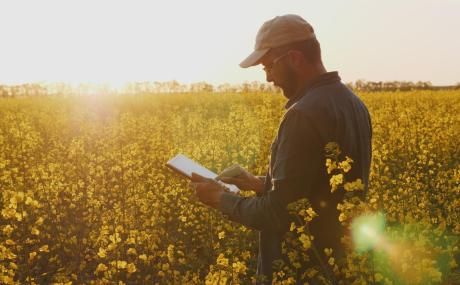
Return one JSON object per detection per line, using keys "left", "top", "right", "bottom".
{"left": 239, "top": 48, "right": 270, "bottom": 68}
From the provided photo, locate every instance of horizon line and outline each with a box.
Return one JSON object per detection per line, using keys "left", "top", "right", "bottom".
{"left": 1, "top": 79, "right": 459, "bottom": 88}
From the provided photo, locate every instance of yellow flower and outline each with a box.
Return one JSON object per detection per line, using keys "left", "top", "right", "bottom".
{"left": 339, "top": 156, "right": 353, "bottom": 173}
{"left": 2, "top": 208, "right": 16, "bottom": 219}
{"left": 31, "top": 227, "right": 40, "bottom": 236}
{"left": 116, "top": 260, "right": 127, "bottom": 269}
{"left": 39, "top": 245, "right": 49, "bottom": 252}
{"left": 306, "top": 207, "right": 317, "bottom": 218}
{"left": 325, "top": 158, "right": 336, "bottom": 174}
{"left": 161, "top": 263, "right": 169, "bottom": 271}
{"left": 2, "top": 225, "right": 14, "bottom": 236}
{"left": 299, "top": 234, "right": 311, "bottom": 249}
{"left": 109, "top": 233, "right": 121, "bottom": 244}
{"left": 9, "top": 262, "right": 18, "bottom": 270}
{"left": 344, "top": 179, "right": 364, "bottom": 192}
{"left": 216, "top": 253, "right": 229, "bottom": 266}
{"left": 95, "top": 263, "right": 108, "bottom": 273}
{"left": 16, "top": 192, "right": 25, "bottom": 203}
{"left": 329, "top": 174, "right": 343, "bottom": 192}
{"left": 167, "top": 244, "right": 175, "bottom": 263}
{"left": 25, "top": 196, "right": 33, "bottom": 205}
{"left": 15, "top": 212, "right": 23, "bottom": 222}
{"left": 127, "top": 247, "right": 137, "bottom": 255}
{"left": 232, "top": 261, "right": 247, "bottom": 275}
{"left": 241, "top": 251, "right": 251, "bottom": 260}
{"left": 306, "top": 268, "right": 318, "bottom": 278}
{"left": 35, "top": 217, "right": 44, "bottom": 226}
{"left": 127, "top": 263, "right": 137, "bottom": 274}
{"left": 126, "top": 237, "right": 136, "bottom": 244}
{"left": 97, "top": 248, "right": 107, "bottom": 258}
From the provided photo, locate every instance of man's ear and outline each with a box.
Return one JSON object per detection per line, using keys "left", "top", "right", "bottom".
{"left": 288, "top": 50, "right": 305, "bottom": 70}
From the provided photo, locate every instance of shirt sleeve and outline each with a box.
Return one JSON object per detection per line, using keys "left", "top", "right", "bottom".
{"left": 218, "top": 109, "right": 322, "bottom": 232}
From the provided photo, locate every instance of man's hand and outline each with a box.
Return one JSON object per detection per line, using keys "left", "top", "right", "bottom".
{"left": 217, "top": 169, "right": 264, "bottom": 194}
{"left": 190, "top": 173, "right": 225, "bottom": 209}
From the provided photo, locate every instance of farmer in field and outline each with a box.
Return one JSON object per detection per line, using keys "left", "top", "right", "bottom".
{"left": 191, "top": 14, "right": 372, "bottom": 283}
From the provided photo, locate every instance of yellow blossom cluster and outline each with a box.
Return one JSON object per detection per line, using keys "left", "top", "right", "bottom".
{"left": 0, "top": 90, "right": 459, "bottom": 284}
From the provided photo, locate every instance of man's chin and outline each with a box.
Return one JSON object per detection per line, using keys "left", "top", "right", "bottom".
{"left": 279, "top": 86, "right": 293, "bottom": 98}
{"left": 271, "top": 83, "right": 293, "bottom": 98}
{"left": 273, "top": 82, "right": 285, "bottom": 92}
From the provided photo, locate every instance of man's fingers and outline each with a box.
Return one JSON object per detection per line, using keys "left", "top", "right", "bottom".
{"left": 219, "top": 177, "right": 241, "bottom": 185}
{"left": 191, "top": 172, "right": 207, "bottom": 182}
{"left": 218, "top": 177, "right": 233, "bottom": 183}
{"left": 191, "top": 180, "right": 218, "bottom": 194}
{"left": 191, "top": 183, "right": 207, "bottom": 200}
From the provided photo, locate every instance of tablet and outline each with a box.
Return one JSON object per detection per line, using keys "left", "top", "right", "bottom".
{"left": 166, "top": 154, "right": 239, "bottom": 193}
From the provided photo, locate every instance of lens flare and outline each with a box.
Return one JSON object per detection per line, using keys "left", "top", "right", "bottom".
{"left": 351, "top": 212, "right": 386, "bottom": 252}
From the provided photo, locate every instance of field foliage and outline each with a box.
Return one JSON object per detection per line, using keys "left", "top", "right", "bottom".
{"left": 0, "top": 90, "right": 459, "bottom": 284}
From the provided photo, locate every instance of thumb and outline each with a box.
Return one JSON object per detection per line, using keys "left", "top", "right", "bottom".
{"left": 219, "top": 177, "right": 239, "bottom": 184}
{"left": 191, "top": 172, "right": 206, "bottom": 182}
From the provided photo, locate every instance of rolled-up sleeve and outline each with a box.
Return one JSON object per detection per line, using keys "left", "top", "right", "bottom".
{"left": 218, "top": 109, "right": 321, "bottom": 233}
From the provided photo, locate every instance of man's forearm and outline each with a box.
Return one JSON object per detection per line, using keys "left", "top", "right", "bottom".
{"left": 218, "top": 190, "right": 290, "bottom": 233}
{"left": 218, "top": 176, "right": 309, "bottom": 232}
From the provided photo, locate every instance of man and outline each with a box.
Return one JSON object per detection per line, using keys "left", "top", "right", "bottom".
{"left": 191, "top": 14, "right": 372, "bottom": 283}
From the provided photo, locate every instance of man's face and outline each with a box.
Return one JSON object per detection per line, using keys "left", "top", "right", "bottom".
{"left": 261, "top": 49, "right": 298, "bottom": 98}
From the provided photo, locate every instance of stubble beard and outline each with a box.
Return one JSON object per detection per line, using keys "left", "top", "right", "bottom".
{"left": 280, "top": 67, "right": 298, "bottom": 99}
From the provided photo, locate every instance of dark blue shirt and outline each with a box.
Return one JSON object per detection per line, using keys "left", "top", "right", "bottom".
{"left": 219, "top": 71, "right": 372, "bottom": 283}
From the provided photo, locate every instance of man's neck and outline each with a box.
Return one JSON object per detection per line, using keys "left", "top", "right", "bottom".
{"left": 294, "top": 66, "right": 328, "bottom": 96}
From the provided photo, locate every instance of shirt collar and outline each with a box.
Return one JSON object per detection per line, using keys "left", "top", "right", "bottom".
{"left": 284, "top": 71, "right": 341, "bottom": 109}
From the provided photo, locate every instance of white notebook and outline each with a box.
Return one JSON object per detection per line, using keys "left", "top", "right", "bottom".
{"left": 166, "top": 154, "right": 240, "bottom": 193}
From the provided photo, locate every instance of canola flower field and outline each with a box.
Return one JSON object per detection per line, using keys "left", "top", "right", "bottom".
{"left": 0, "top": 90, "right": 459, "bottom": 284}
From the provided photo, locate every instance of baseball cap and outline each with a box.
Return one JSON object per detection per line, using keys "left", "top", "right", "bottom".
{"left": 240, "top": 14, "right": 316, "bottom": 68}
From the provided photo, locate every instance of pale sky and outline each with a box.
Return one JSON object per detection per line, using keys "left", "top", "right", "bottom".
{"left": 1, "top": 0, "right": 459, "bottom": 86}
